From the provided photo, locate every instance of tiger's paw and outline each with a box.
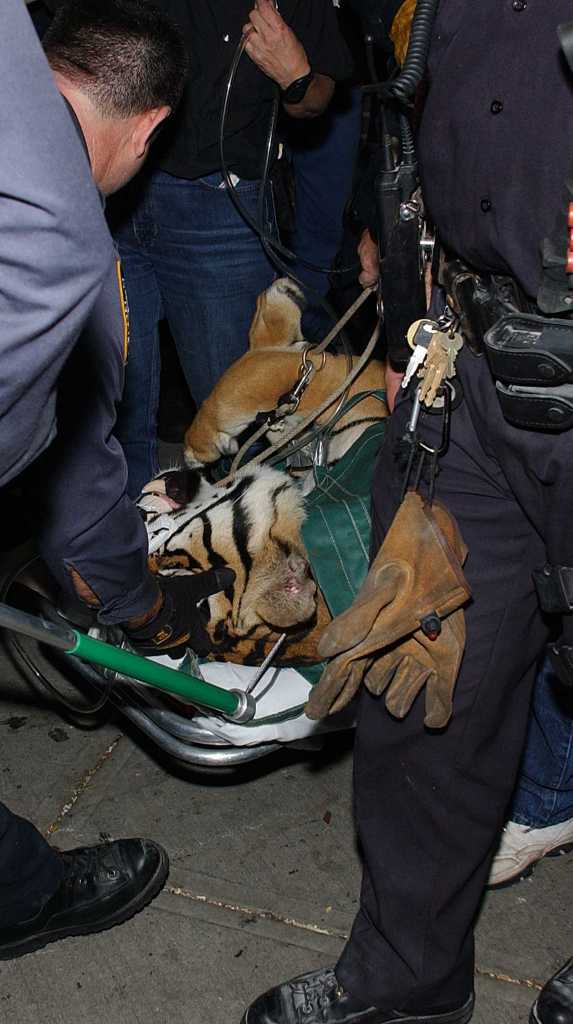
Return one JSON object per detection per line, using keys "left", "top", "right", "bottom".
{"left": 249, "top": 277, "right": 306, "bottom": 351}
{"left": 184, "top": 431, "right": 238, "bottom": 469}
{"left": 271, "top": 277, "right": 305, "bottom": 310}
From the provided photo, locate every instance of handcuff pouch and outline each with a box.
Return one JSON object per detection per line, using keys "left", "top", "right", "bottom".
{"left": 485, "top": 313, "right": 573, "bottom": 431}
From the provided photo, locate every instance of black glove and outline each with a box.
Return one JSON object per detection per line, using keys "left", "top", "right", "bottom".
{"left": 125, "top": 569, "right": 235, "bottom": 659}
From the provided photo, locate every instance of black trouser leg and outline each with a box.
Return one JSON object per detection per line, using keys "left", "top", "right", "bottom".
{"left": 0, "top": 802, "right": 63, "bottom": 926}
{"left": 337, "top": 351, "right": 549, "bottom": 1011}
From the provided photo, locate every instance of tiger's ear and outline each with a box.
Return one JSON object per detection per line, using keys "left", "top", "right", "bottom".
{"left": 249, "top": 278, "right": 305, "bottom": 350}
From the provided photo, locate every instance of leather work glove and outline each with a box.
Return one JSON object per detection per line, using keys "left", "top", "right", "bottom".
{"left": 366, "top": 607, "right": 466, "bottom": 728}
{"left": 305, "top": 655, "right": 373, "bottom": 720}
{"left": 317, "top": 491, "right": 470, "bottom": 661}
{"left": 305, "top": 609, "right": 465, "bottom": 727}
{"left": 125, "top": 569, "right": 235, "bottom": 659}
{"left": 305, "top": 491, "right": 471, "bottom": 718}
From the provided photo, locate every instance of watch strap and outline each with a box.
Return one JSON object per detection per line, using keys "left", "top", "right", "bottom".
{"left": 281, "top": 70, "right": 313, "bottom": 104}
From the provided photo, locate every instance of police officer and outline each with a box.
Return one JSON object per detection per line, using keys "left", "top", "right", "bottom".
{"left": 28, "top": 1, "right": 234, "bottom": 657}
{"left": 240, "top": 2, "right": 573, "bottom": 1022}
{"left": 0, "top": 0, "right": 227, "bottom": 960}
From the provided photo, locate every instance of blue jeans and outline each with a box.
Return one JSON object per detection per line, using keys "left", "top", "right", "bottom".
{"left": 285, "top": 85, "right": 362, "bottom": 341}
{"left": 508, "top": 654, "right": 573, "bottom": 827}
{"left": 111, "top": 170, "right": 276, "bottom": 497}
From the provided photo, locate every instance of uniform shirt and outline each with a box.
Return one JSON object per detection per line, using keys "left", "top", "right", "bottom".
{"left": 0, "top": 0, "right": 113, "bottom": 488}
{"left": 1, "top": 0, "right": 158, "bottom": 623}
{"left": 153, "top": 0, "right": 353, "bottom": 180}
{"left": 418, "top": 0, "right": 573, "bottom": 300}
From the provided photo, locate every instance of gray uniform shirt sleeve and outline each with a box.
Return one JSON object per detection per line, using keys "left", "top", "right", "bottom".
{"left": 0, "top": 0, "right": 114, "bottom": 487}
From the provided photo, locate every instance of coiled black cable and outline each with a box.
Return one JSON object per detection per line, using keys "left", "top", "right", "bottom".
{"left": 399, "top": 111, "right": 416, "bottom": 165}
{"left": 388, "top": 0, "right": 439, "bottom": 103}
{"left": 362, "top": 0, "right": 439, "bottom": 103}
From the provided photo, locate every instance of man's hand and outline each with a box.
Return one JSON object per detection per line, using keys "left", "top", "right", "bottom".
{"left": 243, "top": 0, "right": 310, "bottom": 90}
{"left": 242, "top": 0, "right": 335, "bottom": 117}
{"left": 358, "top": 228, "right": 379, "bottom": 288}
{"left": 357, "top": 229, "right": 405, "bottom": 410}
{"left": 125, "top": 569, "right": 235, "bottom": 659}
{"left": 385, "top": 363, "right": 405, "bottom": 413}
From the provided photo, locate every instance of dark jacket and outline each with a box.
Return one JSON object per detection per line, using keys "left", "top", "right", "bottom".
{"left": 1, "top": 0, "right": 156, "bottom": 624}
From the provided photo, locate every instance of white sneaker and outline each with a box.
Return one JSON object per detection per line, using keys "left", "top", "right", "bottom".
{"left": 487, "top": 818, "right": 573, "bottom": 888}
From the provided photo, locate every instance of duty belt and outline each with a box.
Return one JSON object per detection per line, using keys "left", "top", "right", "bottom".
{"left": 438, "top": 256, "right": 573, "bottom": 432}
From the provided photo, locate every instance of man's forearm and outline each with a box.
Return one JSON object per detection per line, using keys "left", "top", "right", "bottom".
{"left": 283, "top": 73, "right": 335, "bottom": 118}
{"left": 244, "top": 0, "right": 339, "bottom": 118}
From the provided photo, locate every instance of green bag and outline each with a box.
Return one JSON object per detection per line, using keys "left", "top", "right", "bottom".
{"left": 290, "top": 390, "right": 386, "bottom": 687}
{"left": 301, "top": 391, "right": 387, "bottom": 619}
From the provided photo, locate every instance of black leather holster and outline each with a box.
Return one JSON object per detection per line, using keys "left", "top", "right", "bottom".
{"left": 439, "top": 255, "right": 573, "bottom": 432}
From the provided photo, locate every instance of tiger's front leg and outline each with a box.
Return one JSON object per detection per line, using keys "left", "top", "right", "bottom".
{"left": 183, "top": 351, "right": 301, "bottom": 467}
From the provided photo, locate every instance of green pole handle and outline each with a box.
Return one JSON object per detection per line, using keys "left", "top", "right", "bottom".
{"left": 0, "top": 601, "right": 253, "bottom": 721}
{"left": 67, "top": 630, "right": 240, "bottom": 716}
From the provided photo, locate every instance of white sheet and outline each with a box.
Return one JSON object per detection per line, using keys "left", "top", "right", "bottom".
{"left": 193, "top": 660, "right": 356, "bottom": 746}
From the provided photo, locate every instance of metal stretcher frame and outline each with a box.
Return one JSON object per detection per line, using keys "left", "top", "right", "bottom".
{"left": 0, "top": 549, "right": 306, "bottom": 771}
{"left": 115, "top": 688, "right": 283, "bottom": 768}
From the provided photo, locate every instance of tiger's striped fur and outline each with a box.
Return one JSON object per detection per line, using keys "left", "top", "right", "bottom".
{"left": 139, "top": 465, "right": 330, "bottom": 667}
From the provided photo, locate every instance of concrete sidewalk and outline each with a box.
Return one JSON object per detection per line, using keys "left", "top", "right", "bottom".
{"left": 1, "top": 632, "right": 571, "bottom": 1024}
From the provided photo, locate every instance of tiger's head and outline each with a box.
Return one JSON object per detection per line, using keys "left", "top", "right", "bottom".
{"left": 139, "top": 466, "right": 318, "bottom": 657}
{"left": 233, "top": 535, "right": 316, "bottom": 634}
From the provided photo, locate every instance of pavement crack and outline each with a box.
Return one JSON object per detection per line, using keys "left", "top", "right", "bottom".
{"left": 44, "top": 733, "right": 124, "bottom": 836}
{"left": 165, "top": 886, "right": 545, "bottom": 991}
{"left": 475, "top": 967, "right": 543, "bottom": 992}
{"left": 165, "top": 885, "right": 348, "bottom": 939}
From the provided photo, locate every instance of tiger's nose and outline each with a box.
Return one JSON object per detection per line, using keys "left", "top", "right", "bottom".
{"left": 288, "top": 553, "right": 310, "bottom": 580}
{"left": 164, "top": 468, "right": 203, "bottom": 506}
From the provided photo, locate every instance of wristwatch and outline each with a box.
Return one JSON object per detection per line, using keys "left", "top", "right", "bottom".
{"left": 281, "top": 70, "right": 313, "bottom": 104}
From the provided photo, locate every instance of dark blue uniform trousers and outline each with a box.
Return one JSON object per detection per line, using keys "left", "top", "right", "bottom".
{"left": 0, "top": 802, "right": 63, "bottom": 926}
{"left": 336, "top": 346, "right": 567, "bottom": 1011}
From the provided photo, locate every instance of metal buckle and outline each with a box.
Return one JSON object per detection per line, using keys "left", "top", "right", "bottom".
{"left": 282, "top": 346, "right": 326, "bottom": 414}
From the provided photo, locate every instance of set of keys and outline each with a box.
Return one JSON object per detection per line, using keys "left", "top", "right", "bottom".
{"left": 401, "top": 316, "right": 463, "bottom": 408}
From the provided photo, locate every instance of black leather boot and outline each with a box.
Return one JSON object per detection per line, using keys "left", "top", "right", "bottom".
{"left": 0, "top": 838, "right": 168, "bottom": 960}
{"left": 241, "top": 966, "right": 475, "bottom": 1024}
{"left": 531, "top": 958, "right": 573, "bottom": 1024}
